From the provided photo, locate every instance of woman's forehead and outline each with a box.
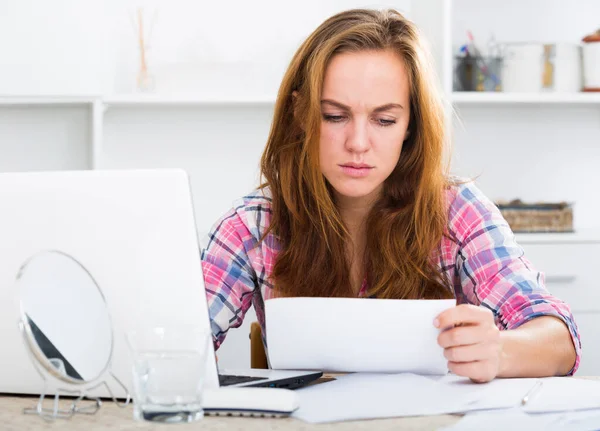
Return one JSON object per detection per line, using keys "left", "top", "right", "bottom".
{"left": 322, "top": 50, "right": 410, "bottom": 109}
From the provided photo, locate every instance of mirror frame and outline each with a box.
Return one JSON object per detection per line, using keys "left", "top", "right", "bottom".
{"left": 17, "top": 249, "right": 116, "bottom": 387}
{"left": 14, "top": 249, "right": 130, "bottom": 422}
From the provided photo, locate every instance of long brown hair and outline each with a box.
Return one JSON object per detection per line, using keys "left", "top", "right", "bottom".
{"left": 260, "top": 9, "right": 453, "bottom": 299}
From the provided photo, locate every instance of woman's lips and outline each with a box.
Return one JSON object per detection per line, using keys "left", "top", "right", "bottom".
{"left": 339, "top": 164, "right": 374, "bottom": 177}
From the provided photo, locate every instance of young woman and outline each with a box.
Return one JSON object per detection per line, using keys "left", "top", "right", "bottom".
{"left": 201, "top": 9, "right": 580, "bottom": 382}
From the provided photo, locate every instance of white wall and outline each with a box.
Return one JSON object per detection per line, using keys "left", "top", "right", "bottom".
{"left": 452, "top": 0, "right": 599, "bottom": 46}
{"left": 452, "top": 105, "right": 600, "bottom": 230}
{"left": 112, "top": 0, "right": 412, "bottom": 95}
{"left": 0, "top": 0, "right": 411, "bottom": 96}
{"left": 0, "top": 1, "right": 109, "bottom": 95}
{"left": 102, "top": 105, "right": 272, "bottom": 231}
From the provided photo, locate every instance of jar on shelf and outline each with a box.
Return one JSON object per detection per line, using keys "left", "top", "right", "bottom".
{"left": 502, "top": 43, "right": 545, "bottom": 93}
{"left": 542, "top": 43, "right": 582, "bottom": 93}
{"left": 582, "top": 29, "right": 600, "bottom": 92}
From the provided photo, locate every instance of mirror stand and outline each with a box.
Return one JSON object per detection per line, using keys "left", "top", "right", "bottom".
{"left": 23, "top": 388, "right": 102, "bottom": 421}
{"left": 20, "top": 322, "right": 131, "bottom": 421}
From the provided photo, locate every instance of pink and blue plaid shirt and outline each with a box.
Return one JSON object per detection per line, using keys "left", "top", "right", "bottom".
{"left": 201, "top": 181, "right": 581, "bottom": 374}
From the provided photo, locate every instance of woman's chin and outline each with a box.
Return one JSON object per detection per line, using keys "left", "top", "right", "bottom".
{"left": 331, "top": 183, "right": 381, "bottom": 201}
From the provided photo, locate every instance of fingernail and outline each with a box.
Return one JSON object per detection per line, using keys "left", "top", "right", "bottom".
{"left": 433, "top": 318, "right": 440, "bottom": 328}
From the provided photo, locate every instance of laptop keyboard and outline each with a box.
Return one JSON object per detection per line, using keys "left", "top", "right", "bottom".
{"left": 218, "top": 374, "right": 268, "bottom": 386}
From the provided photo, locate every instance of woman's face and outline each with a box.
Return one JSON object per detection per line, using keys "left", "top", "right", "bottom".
{"left": 319, "top": 49, "right": 411, "bottom": 206}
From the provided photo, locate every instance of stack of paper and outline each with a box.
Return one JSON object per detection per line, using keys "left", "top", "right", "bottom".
{"left": 441, "top": 377, "right": 600, "bottom": 431}
{"left": 293, "top": 373, "right": 467, "bottom": 423}
{"left": 293, "top": 373, "right": 540, "bottom": 423}
{"left": 293, "top": 374, "right": 600, "bottom": 425}
{"left": 440, "top": 408, "right": 600, "bottom": 431}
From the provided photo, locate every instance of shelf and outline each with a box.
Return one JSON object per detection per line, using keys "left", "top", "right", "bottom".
{"left": 0, "top": 96, "right": 98, "bottom": 106}
{"left": 451, "top": 92, "right": 600, "bottom": 106}
{"left": 0, "top": 95, "right": 279, "bottom": 107}
{"left": 2, "top": 93, "right": 599, "bottom": 108}
{"left": 515, "top": 229, "right": 600, "bottom": 244}
{"left": 102, "top": 94, "right": 276, "bottom": 107}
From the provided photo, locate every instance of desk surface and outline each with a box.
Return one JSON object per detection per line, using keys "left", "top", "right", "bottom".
{"left": 1, "top": 395, "right": 461, "bottom": 431}
{"left": 8, "top": 375, "right": 598, "bottom": 430}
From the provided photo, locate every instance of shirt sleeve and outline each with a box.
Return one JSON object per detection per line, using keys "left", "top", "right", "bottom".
{"left": 201, "top": 207, "right": 257, "bottom": 350}
{"left": 451, "top": 183, "right": 582, "bottom": 375}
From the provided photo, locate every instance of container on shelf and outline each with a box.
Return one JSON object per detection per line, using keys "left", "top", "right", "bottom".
{"left": 542, "top": 43, "right": 583, "bottom": 93}
{"left": 495, "top": 200, "right": 574, "bottom": 233}
{"left": 582, "top": 29, "right": 600, "bottom": 92}
{"left": 502, "top": 43, "right": 545, "bottom": 93}
{"left": 454, "top": 55, "right": 502, "bottom": 92}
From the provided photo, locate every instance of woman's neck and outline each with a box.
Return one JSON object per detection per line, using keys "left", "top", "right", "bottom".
{"left": 335, "top": 187, "right": 381, "bottom": 241}
{"left": 335, "top": 190, "right": 381, "bottom": 295}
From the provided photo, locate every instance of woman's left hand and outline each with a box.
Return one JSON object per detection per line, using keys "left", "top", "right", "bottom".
{"left": 434, "top": 304, "right": 502, "bottom": 383}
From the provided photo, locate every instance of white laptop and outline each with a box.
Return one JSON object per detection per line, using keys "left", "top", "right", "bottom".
{"left": 0, "top": 169, "right": 322, "bottom": 403}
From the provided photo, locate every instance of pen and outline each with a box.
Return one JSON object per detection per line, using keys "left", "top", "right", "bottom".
{"left": 521, "top": 380, "right": 543, "bottom": 406}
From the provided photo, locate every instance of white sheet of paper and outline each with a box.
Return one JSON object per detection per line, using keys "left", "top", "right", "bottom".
{"left": 439, "top": 408, "right": 566, "bottom": 431}
{"left": 437, "top": 375, "right": 539, "bottom": 412}
{"left": 265, "top": 297, "right": 455, "bottom": 374}
{"left": 557, "top": 409, "right": 600, "bottom": 430}
{"left": 293, "top": 373, "right": 479, "bottom": 423}
{"left": 440, "top": 408, "right": 600, "bottom": 431}
{"left": 522, "top": 377, "right": 600, "bottom": 413}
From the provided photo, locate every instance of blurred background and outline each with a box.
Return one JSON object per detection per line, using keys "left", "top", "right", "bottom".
{"left": 1, "top": 0, "right": 599, "bottom": 374}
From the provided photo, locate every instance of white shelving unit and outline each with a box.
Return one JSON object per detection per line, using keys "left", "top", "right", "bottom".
{"left": 446, "top": 1, "right": 600, "bottom": 234}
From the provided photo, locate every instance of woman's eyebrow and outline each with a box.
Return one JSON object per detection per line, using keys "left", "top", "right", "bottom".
{"left": 372, "top": 103, "right": 404, "bottom": 113}
{"left": 321, "top": 99, "right": 404, "bottom": 112}
{"left": 321, "top": 99, "right": 351, "bottom": 111}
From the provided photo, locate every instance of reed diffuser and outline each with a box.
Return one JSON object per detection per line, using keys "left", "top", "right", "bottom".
{"left": 130, "top": 7, "right": 156, "bottom": 92}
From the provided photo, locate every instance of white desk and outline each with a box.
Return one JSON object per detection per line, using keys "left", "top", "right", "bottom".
{"left": 7, "top": 376, "right": 597, "bottom": 429}
{"left": 1, "top": 395, "right": 461, "bottom": 430}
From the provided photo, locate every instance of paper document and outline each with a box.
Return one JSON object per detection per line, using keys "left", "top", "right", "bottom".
{"left": 439, "top": 408, "right": 567, "bottom": 431}
{"left": 440, "top": 407, "right": 600, "bottom": 431}
{"left": 521, "top": 377, "right": 600, "bottom": 413}
{"left": 437, "top": 374, "right": 539, "bottom": 411}
{"left": 265, "top": 297, "right": 455, "bottom": 374}
{"left": 293, "top": 373, "right": 476, "bottom": 423}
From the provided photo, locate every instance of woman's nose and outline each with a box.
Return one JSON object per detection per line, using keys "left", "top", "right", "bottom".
{"left": 345, "top": 119, "right": 370, "bottom": 153}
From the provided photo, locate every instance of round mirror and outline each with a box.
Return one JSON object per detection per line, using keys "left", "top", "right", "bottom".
{"left": 17, "top": 250, "right": 113, "bottom": 385}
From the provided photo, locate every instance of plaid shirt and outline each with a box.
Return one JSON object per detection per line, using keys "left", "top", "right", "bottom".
{"left": 201, "top": 181, "right": 581, "bottom": 374}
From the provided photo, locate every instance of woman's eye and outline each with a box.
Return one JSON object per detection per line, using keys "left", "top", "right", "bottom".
{"left": 376, "top": 118, "right": 396, "bottom": 127}
{"left": 322, "top": 114, "right": 346, "bottom": 123}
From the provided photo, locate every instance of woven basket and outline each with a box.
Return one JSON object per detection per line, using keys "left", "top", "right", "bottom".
{"left": 495, "top": 200, "right": 573, "bottom": 233}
